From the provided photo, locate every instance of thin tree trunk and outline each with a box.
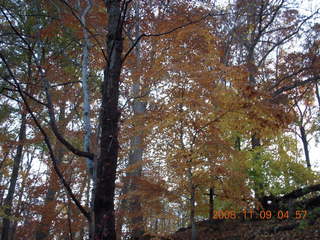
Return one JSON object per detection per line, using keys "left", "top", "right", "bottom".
{"left": 94, "top": 0, "right": 123, "bottom": 239}
{"left": 247, "top": 42, "right": 263, "bottom": 199}
{"left": 251, "top": 133, "right": 261, "bottom": 149}
{"left": 127, "top": 1, "right": 145, "bottom": 238}
{"left": 251, "top": 132, "right": 263, "bottom": 199}
{"left": 296, "top": 104, "right": 311, "bottom": 169}
{"left": 315, "top": 82, "right": 320, "bottom": 108}
{"left": 299, "top": 125, "right": 311, "bottom": 169}
{"left": 154, "top": 218, "right": 158, "bottom": 233}
{"left": 1, "top": 111, "right": 26, "bottom": 240}
{"left": 35, "top": 105, "right": 66, "bottom": 240}
{"left": 189, "top": 175, "right": 197, "bottom": 240}
{"left": 235, "top": 136, "right": 241, "bottom": 151}
{"left": 79, "top": 0, "right": 93, "bottom": 177}
{"left": 209, "top": 187, "right": 214, "bottom": 222}
{"left": 10, "top": 151, "right": 33, "bottom": 240}
{"left": 117, "top": 2, "right": 146, "bottom": 236}
{"left": 35, "top": 145, "right": 65, "bottom": 240}
{"left": 115, "top": 178, "right": 128, "bottom": 240}
{"left": 66, "top": 197, "right": 74, "bottom": 240}
{"left": 178, "top": 93, "right": 197, "bottom": 239}
{"left": 78, "top": 0, "right": 94, "bottom": 237}
{"left": 244, "top": 3, "right": 264, "bottom": 199}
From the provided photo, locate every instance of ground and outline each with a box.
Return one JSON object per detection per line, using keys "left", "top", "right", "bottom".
{"left": 144, "top": 213, "right": 320, "bottom": 240}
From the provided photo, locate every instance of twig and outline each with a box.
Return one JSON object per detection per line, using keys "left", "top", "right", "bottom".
{"left": 0, "top": 52, "right": 91, "bottom": 221}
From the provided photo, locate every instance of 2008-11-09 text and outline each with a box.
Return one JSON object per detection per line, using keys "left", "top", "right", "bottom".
{"left": 212, "top": 209, "right": 307, "bottom": 220}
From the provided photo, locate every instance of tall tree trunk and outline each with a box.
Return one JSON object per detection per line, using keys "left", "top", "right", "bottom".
{"left": 78, "top": 0, "right": 93, "bottom": 177}
{"left": 127, "top": 1, "right": 145, "bottom": 238}
{"left": 79, "top": 0, "right": 93, "bottom": 177}
{"left": 9, "top": 151, "right": 33, "bottom": 240}
{"left": 244, "top": 2, "right": 264, "bottom": 200}
{"left": 79, "top": 0, "right": 94, "bottom": 236}
{"left": 94, "top": 0, "right": 123, "bottom": 239}
{"left": 1, "top": 111, "right": 26, "bottom": 240}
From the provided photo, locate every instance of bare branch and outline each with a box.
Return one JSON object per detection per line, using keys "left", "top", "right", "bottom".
{"left": 41, "top": 72, "right": 94, "bottom": 160}
{"left": 258, "top": 11, "right": 318, "bottom": 67}
{"left": 1, "top": 78, "right": 48, "bottom": 106}
{"left": 57, "top": 0, "right": 107, "bottom": 60}
{"left": 272, "top": 75, "right": 320, "bottom": 97}
{"left": 122, "top": 13, "right": 212, "bottom": 62}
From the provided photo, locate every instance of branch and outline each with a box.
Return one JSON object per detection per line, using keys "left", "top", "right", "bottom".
{"left": 41, "top": 72, "right": 94, "bottom": 160}
{"left": 0, "top": 9, "right": 94, "bottom": 160}
{"left": 1, "top": 90, "right": 23, "bottom": 104}
{"left": 104, "top": 0, "right": 131, "bottom": 69}
{"left": 281, "top": 183, "right": 320, "bottom": 202}
{"left": 57, "top": 0, "right": 107, "bottom": 60}
{"left": 0, "top": 52, "right": 91, "bottom": 221}
{"left": 51, "top": 80, "right": 81, "bottom": 88}
{"left": 122, "top": 13, "right": 212, "bottom": 62}
{"left": 272, "top": 75, "right": 320, "bottom": 97}
{"left": 258, "top": 11, "right": 318, "bottom": 67}
{"left": 268, "top": 68, "right": 307, "bottom": 92}
{"left": 257, "top": 0, "right": 284, "bottom": 38}
{"left": 0, "top": 6, "right": 34, "bottom": 53}
{"left": 1, "top": 79, "right": 48, "bottom": 106}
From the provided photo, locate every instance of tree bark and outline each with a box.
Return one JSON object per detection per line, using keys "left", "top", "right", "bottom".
{"left": 79, "top": 0, "right": 93, "bottom": 177}
{"left": 1, "top": 111, "right": 26, "bottom": 240}
{"left": 315, "top": 82, "right": 320, "bottom": 108}
{"left": 35, "top": 104, "right": 66, "bottom": 240}
{"left": 189, "top": 179, "right": 197, "bottom": 240}
{"left": 79, "top": 0, "right": 94, "bottom": 236}
{"left": 127, "top": 1, "right": 145, "bottom": 238}
{"left": 94, "top": 0, "right": 124, "bottom": 239}
{"left": 295, "top": 104, "right": 311, "bottom": 169}
{"left": 259, "top": 183, "right": 320, "bottom": 211}
{"left": 299, "top": 125, "right": 311, "bottom": 169}
{"left": 9, "top": 152, "right": 33, "bottom": 240}
{"left": 209, "top": 187, "right": 214, "bottom": 222}
{"left": 35, "top": 145, "right": 65, "bottom": 240}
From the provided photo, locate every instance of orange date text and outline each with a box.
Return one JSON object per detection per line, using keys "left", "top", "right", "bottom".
{"left": 212, "top": 209, "right": 307, "bottom": 220}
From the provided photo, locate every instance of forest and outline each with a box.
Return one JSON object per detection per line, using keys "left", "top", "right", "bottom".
{"left": 0, "top": 0, "right": 320, "bottom": 239}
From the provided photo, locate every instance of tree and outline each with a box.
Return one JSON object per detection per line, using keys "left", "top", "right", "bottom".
{"left": 1, "top": 111, "right": 26, "bottom": 240}
{"left": 1, "top": 1, "right": 320, "bottom": 239}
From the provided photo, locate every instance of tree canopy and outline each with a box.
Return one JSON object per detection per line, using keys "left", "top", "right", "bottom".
{"left": 0, "top": 0, "right": 320, "bottom": 239}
